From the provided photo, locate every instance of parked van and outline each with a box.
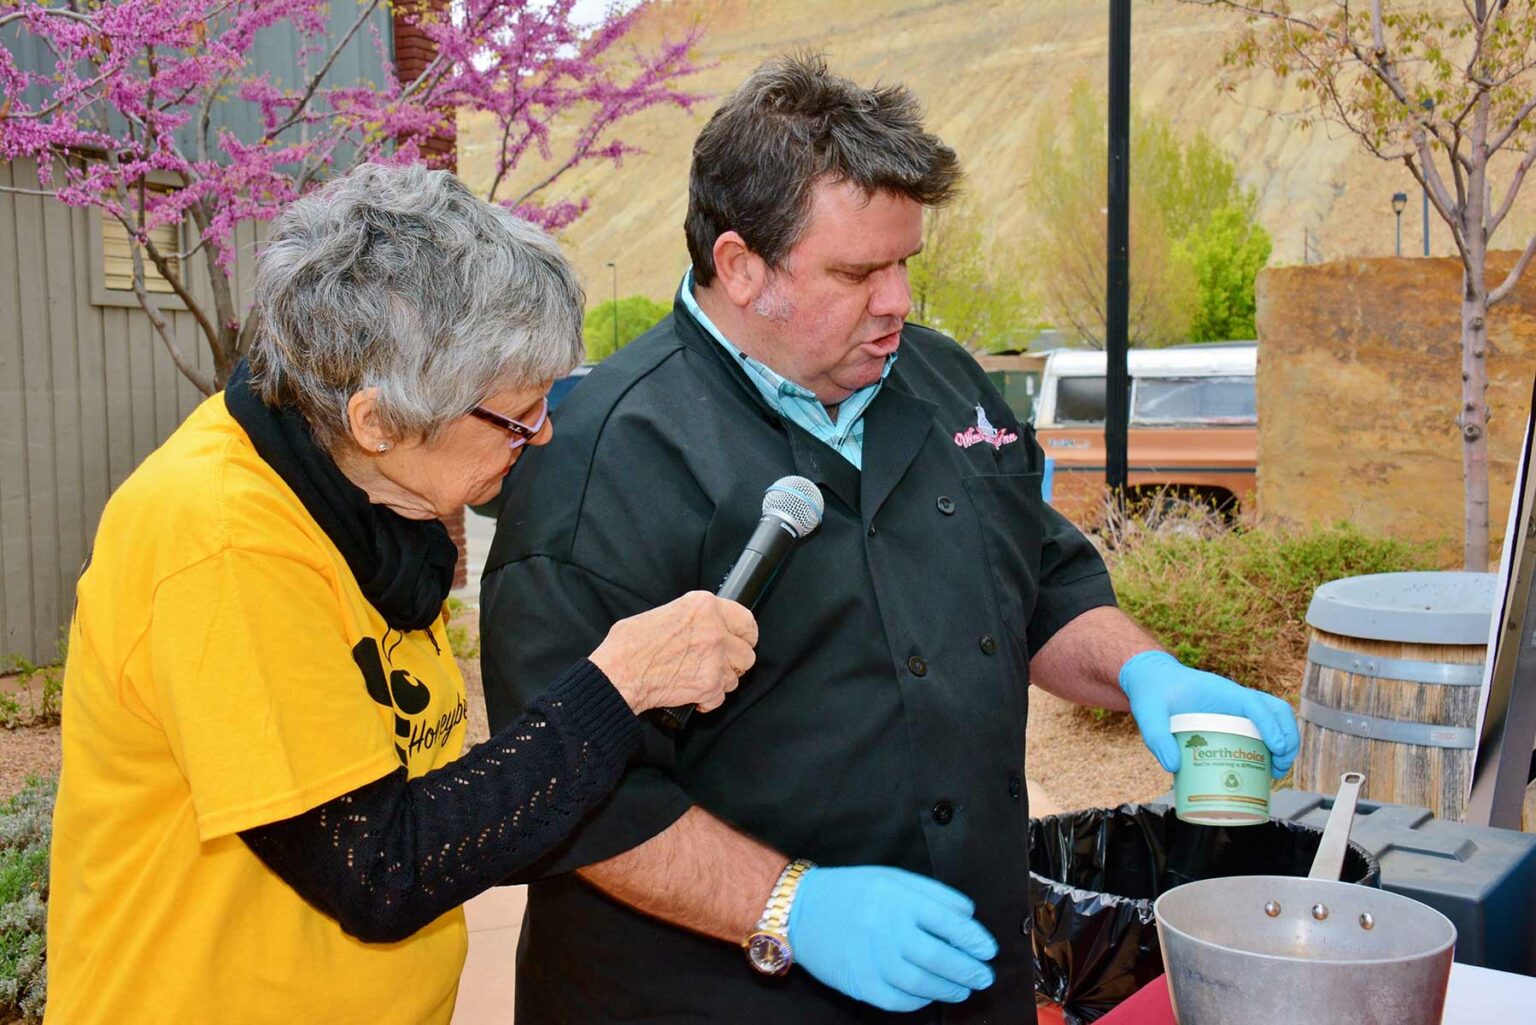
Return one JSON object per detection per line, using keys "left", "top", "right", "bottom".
{"left": 1033, "top": 343, "right": 1258, "bottom": 522}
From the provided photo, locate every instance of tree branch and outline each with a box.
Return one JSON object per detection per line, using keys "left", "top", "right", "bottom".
{"left": 130, "top": 268, "right": 213, "bottom": 395}
{"left": 264, "top": 0, "right": 384, "bottom": 140}
{"left": 1488, "top": 228, "right": 1536, "bottom": 304}
{"left": 185, "top": 197, "right": 240, "bottom": 373}
{"left": 1485, "top": 93, "right": 1536, "bottom": 155}
{"left": 137, "top": 217, "right": 219, "bottom": 352}
{"left": 0, "top": 184, "right": 61, "bottom": 198}
{"left": 1405, "top": 152, "right": 1470, "bottom": 262}
{"left": 1490, "top": 134, "right": 1536, "bottom": 233}
{"left": 0, "top": 8, "right": 96, "bottom": 31}
{"left": 103, "top": 161, "right": 214, "bottom": 395}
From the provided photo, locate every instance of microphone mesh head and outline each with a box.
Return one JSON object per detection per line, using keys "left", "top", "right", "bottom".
{"left": 763, "top": 476, "right": 824, "bottom": 538}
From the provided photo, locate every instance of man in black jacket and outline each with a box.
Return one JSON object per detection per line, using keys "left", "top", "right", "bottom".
{"left": 480, "top": 53, "right": 1299, "bottom": 1025}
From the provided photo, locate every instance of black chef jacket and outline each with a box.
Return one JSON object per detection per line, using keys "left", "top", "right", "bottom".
{"left": 480, "top": 295, "right": 1117, "bottom": 1025}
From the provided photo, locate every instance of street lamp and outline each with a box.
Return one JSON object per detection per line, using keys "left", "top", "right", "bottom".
{"left": 1392, "top": 192, "right": 1408, "bottom": 256}
{"left": 604, "top": 260, "right": 617, "bottom": 356}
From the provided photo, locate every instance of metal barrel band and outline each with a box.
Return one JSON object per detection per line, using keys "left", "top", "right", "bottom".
{"left": 1307, "top": 640, "right": 1485, "bottom": 687}
{"left": 1299, "top": 697, "right": 1477, "bottom": 750}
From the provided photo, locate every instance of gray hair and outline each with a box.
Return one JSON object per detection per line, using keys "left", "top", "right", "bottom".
{"left": 249, "top": 162, "right": 585, "bottom": 451}
{"left": 685, "top": 52, "right": 962, "bottom": 287}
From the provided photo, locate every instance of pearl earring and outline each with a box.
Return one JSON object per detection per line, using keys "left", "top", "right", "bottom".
{"left": 376, "top": 443, "right": 390, "bottom": 453}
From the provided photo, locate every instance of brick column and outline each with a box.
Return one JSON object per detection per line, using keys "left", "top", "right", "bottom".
{"left": 394, "top": 0, "right": 466, "bottom": 589}
{"left": 392, "top": 0, "right": 457, "bottom": 172}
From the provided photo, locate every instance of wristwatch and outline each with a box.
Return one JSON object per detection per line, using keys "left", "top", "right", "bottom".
{"left": 743, "top": 858, "right": 815, "bottom": 976}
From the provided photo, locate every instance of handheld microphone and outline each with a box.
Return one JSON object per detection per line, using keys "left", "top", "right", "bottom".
{"left": 658, "top": 475, "right": 824, "bottom": 729}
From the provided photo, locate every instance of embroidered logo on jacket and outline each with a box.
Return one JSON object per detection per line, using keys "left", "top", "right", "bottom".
{"left": 954, "top": 403, "right": 1020, "bottom": 450}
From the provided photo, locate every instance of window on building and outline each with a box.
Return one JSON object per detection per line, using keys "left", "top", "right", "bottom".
{"left": 101, "top": 210, "right": 181, "bottom": 294}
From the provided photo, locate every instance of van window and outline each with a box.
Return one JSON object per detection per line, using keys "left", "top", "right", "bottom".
{"left": 1055, "top": 376, "right": 1107, "bottom": 424}
{"left": 1133, "top": 376, "right": 1256, "bottom": 424}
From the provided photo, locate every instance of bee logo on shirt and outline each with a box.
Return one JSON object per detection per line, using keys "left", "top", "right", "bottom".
{"left": 351, "top": 634, "right": 466, "bottom": 767}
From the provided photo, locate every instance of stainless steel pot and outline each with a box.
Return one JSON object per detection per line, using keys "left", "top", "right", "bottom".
{"left": 1154, "top": 773, "right": 1457, "bottom": 1025}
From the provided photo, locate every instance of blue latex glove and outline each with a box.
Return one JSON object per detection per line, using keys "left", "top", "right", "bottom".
{"left": 1119, "top": 650, "right": 1300, "bottom": 779}
{"left": 787, "top": 865, "right": 998, "bottom": 1013}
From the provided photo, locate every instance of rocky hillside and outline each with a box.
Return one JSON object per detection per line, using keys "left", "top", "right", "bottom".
{"left": 457, "top": 0, "right": 1536, "bottom": 309}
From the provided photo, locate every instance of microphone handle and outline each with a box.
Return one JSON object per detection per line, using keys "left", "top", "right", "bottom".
{"left": 658, "top": 517, "right": 799, "bottom": 730}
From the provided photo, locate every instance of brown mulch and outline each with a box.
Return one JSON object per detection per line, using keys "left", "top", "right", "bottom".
{"left": 0, "top": 723, "right": 61, "bottom": 801}
{"left": 1025, "top": 688, "right": 1172, "bottom": 814}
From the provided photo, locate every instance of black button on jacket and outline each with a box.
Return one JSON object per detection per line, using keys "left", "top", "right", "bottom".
{"left": 480, "top": 297, "right": 1117, "bottom": 1025}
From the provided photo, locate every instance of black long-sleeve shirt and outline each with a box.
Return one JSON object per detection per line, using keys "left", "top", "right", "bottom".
{"left": 479, "top": 298, "right": 1119, "bottom": 1023}
{"left": 240, "top": 659, "right": 638, "bottom": 943}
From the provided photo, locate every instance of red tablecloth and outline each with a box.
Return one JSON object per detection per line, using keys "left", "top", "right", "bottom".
{"left": 1062, "top": 963, "right": 1536, "bottom": 1023}
{"left": 1087, "top": 975, "right": 1175, "bottom": 1025}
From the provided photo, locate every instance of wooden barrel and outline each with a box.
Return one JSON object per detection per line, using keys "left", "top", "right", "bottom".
{"left": 1296, "top": 572, "right": 1495, "bottom": 822}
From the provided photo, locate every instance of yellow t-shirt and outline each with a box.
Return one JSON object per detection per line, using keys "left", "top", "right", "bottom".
{"left": 45, "top": 394, "right": 470, "bottom": 1025}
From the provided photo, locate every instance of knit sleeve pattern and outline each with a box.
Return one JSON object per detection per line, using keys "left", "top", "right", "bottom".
{"left": 239, "top": 658, "right": 640, "bottom": 943}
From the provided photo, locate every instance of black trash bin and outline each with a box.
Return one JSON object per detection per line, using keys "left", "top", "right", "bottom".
{"left": 1028, "top": 803, "right": 1381, "bottom": 1024}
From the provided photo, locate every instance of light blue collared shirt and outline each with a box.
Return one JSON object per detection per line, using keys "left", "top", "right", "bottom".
{"left": 679, "top": 269, "right": 894, "bottom": 469}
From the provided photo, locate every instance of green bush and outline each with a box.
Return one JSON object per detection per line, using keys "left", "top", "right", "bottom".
{"left": 584, "top": 295, "right": 670, "bottom": 362}
{"left": 1106, "top": 519, "right": 1446, "bottom": 698}
{"left": 444, "top": 596, "right": 479, "bottom": 659}
{"left": 0, "top": 775, "right": 56, "bottom": 1024}
{"left": 3, "top": 636, "right": 67, "bottom": 730}
{"left": 1, "top": 659, "right": 63, "bottom": 731}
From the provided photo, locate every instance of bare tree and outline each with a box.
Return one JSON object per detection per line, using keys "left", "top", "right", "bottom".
{"left": 1188, "top": 0, "right": 1536, "bottom": 570}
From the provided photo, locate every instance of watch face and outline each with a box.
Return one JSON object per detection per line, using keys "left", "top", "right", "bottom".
{"left": 746, "top": 932, "right": 791, "bottom": 975}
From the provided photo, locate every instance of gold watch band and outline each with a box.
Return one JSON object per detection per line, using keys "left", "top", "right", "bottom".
{"left": 756, "top": 858, "right": 815, "bottom": 934}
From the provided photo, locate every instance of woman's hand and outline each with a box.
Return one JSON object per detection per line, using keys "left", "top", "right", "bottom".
{"left": 590, "top": 592, "right": 759, "bottom": 714}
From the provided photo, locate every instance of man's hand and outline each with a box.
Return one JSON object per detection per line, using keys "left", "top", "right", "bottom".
{"left": 787, "top": 866, "right": 997, "bottom": 1013}
{"left": 1119, "top": 651, "right": 1299, "bottom": 778}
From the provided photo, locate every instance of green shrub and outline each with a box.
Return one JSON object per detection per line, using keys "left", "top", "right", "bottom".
{"left": 444, "top": 596, "right": 479, "bottom": 659}
{"left": 3, "top": 636, "right": 67, "bottom": 730}
{"left": 0, "top": 775, "right": 56, "bottom": 1024}
{"left": 584, "top": 295, "right": 670, "bottom": 362}
{"left": 1105, "top": 519, "right": 1445, "bottom": 698}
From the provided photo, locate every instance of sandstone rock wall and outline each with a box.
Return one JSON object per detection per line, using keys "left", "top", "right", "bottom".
{"left": 1255, "top": 254, "right": 1536, "bottom": 563}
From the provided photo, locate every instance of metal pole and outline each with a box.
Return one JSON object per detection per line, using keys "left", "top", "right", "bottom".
{"left": 1395, "top": 210, "right": 1402, "bottom": 257}
{"left": 1105, "top": 0, "right": 1132, "bottom": 499}
{"left": 1423, "top": 188, "right": 1431, "bottom": 257}
{"left": 606, "top": 261, "right": 618, "bottom": 354}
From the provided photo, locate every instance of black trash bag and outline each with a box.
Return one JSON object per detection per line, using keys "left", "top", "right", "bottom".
{"left": 1028, "top": 803, "right": 1380, "bottom": 1024}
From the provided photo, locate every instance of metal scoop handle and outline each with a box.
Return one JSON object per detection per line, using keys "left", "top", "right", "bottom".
{"left": 1308, "top": 771, "right": 1365, "bottom": 881}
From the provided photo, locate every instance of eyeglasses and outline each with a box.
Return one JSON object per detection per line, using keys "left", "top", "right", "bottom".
{"left": 467, "top": 396, "right": 549, "bottom": 449}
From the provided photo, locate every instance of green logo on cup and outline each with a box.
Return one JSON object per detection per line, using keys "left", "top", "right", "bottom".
{"left": 1222, "top": 771, "right": 1242, "bottom": 791}
{"left": 1184, "top": 734, "right": 1208, "bottom": 749}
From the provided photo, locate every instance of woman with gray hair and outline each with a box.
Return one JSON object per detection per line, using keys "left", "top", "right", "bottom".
{"left": 44, "top": 163, "right": 757, "bottom": 1025}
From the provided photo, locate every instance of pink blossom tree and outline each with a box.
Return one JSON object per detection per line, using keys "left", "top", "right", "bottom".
{"left": 0, "top": 0, "right": 704, "bottom": 393}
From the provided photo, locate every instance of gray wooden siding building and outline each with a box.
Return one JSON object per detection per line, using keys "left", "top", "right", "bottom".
{"left": 0, "top": 7, "right": 399, "bottom": 664}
